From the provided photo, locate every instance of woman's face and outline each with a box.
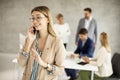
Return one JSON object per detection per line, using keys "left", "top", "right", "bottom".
{"left": 57, "top": 17, "right": 64, "bottom": 24}
{"left": 31, "top": 11, "right": 49, "bottom": 31}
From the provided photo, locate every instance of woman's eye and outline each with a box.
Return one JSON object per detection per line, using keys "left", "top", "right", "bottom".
{"left": 37, "top": 17, "right": 39, "bottom": 19}
{"left": 32, "top": 18, "right": 35, "bottom": 20}
{"left": 37, "top": 16, "right": 46, "bottom": 19}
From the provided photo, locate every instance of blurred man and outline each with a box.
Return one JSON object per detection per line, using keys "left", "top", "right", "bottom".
{"left": 75, "top": 8, "right": 98, "bottom": 48}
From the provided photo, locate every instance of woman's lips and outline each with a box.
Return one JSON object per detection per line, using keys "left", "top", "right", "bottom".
{"left": 34, "top": 24, "right": 41, "bottom": 27}
{"left": 34, "top": 24, "right": 41, "bottom": 30}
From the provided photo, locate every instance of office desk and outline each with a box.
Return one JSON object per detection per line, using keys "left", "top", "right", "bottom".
{"left": 64, "top": 57, "right": 98, "bottom": 80}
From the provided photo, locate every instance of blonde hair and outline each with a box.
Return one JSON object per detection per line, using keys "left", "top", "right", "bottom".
{"left": 31, "top": 6, "right": 56, "bottom": 37}
{"left": 100, "top": 32, "right": 111, "bottom": 52}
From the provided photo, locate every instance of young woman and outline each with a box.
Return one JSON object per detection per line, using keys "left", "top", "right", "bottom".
{"left": 54, "top": 13, "right": 71, "bottom": 49}
{"left": 17, "top": 6, "right": 66, "bottom": 80}
{"left": 78, "top": 32, "right": 113, "bottom": 80}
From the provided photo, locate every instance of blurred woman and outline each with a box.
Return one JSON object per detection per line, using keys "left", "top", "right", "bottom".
{"left": 54, "top": 13, "right": 71, "bottom": 48}
{"left": 17, "top": 6, "right": 66, "bottom": 80}
{"left": 78, "top": 32, "right": 113, "bottom": 80}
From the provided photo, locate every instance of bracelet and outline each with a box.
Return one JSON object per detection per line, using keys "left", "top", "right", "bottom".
{"left": 22, "top": 51, "right": 29, "bottom": 57}
{"left": 44, "top": 63, "right": 51, "bottom": 69}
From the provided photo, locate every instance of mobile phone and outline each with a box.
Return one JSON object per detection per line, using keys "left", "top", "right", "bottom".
{"left": 77, "top": 62, "right": 88, "bottom": 65}
{"left": 33, "top": 27, "right": 36, "bottom": 34}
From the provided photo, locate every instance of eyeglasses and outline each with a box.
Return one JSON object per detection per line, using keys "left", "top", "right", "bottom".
{"left": 29, "top": 16, "right": 46, "bottom": 21}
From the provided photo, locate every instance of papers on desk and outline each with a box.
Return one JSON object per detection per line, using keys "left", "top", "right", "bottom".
{"left": 66, "top": 51, "right": 85, "bottom": 63}
{"left": 65, "top": 52, "right": 98, "bottom": 71}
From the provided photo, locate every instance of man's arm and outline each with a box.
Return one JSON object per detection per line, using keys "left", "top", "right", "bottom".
{"left": 86, "top": 41, "right": 94, "bottom": 58}
{"left": 71, "top": 41, "right": 81, "bottom": 58}
{"left": 75, "top": 19, "right": 82, "bottom": 44}
{"left": 74, "top": 39, "right": 80, "bottom": 52}
{"left": 74, "top": 46, "right": 80, "bottom": 54}
{"left": 94, "top": 20, "right": 98, "bottom": 44}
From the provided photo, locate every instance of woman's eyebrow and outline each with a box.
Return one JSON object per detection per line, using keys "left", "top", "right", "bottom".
{"left": 31, "top": 15, "right": 34, "bottom": 16}
{"left": 36, "top": 14, "right": 41, "bottom": 16}
{"left": 31, "top": 14, "right": 44, "bottom": 17}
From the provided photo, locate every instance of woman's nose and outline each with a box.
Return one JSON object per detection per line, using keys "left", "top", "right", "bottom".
{"left": 33, "top": 20, "right": 38, "bottom": 26}
{"left": 33, "top": 19, "right": 37, "bottom": 23}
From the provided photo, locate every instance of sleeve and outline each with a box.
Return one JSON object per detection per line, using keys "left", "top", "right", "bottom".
{"left": 90, "top": 48, "right": 106, "bottom": 66}
{"left": 74, "top": 46, "right": 80, "bottom": 54}
{"left": 94, "top": 20, "right": 98, "bottom": 44}
{"left": 50, "top": 38, "right": 66, "bottom": 76}
{"left": 17, "top": 38, "right": 30, "bottom": 67}
{"left": 66, "top": 23, "right": 71, "bottom": 36}
{"left": 74, "top": 40, "right": 81, "bottom": 54}
{"left": 86, "top": 41, "right": 94, "bottom": 58}
{"left": 75, "top": 19, "right": 82, "bottom": 43}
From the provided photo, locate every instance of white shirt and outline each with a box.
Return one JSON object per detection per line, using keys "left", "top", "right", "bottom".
{"left": 85, "top": 16, "right": 92, "bottom": 30}
{"left": 90, "top": 47, "right": 113, "bottom": 77}
{"left": 82, "top": 39, "right": 87, "bottom": 47}
{"left": 54, "top": 23, "right": 71, "bottom": 43}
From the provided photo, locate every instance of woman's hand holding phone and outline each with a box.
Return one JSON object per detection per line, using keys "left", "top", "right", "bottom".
{"left": 23, "top": 25, "right": 37, "bottom": 53}
{"left": 27, "top": 25, "right": 37, "bottom": 44}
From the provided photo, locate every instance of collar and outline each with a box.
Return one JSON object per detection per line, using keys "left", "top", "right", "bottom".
{"left": 85, "top": 16, "right": 92, "bottom": 21}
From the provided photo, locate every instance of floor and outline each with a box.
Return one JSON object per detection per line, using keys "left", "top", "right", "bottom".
{"left": 0, "top": 53, "right": 20, "bottom": 80}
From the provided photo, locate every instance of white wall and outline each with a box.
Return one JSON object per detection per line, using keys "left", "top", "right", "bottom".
{"left": 0, "top": 0, "right": 120, "bottom": 54}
